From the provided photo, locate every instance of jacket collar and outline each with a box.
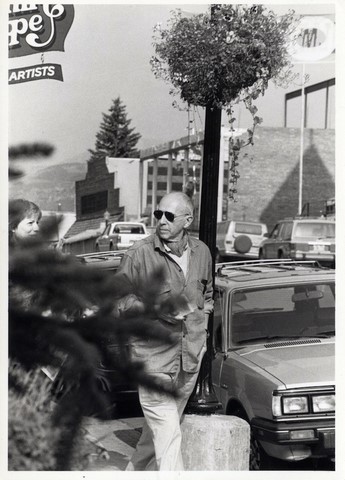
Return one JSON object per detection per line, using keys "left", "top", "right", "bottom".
{"left": 154, "top": 231, "right": 199, "bottom": 253}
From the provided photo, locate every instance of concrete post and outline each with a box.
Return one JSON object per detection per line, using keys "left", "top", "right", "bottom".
{"left": 181, "top": 414, "right": 250, "bottom": 470}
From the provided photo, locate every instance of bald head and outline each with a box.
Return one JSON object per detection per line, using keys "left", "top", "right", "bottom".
{"left": 160, "top": 192, "right": 194, "bottom": 216}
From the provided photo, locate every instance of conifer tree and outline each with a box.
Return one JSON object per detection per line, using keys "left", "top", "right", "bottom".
{"left": 88, "top": 97, "right": 141, "bottom": 160}
{"left": 8, "top": 153, "right": 181, "bottom": 470}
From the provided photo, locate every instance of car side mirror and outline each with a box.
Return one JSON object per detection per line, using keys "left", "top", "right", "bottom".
{"left": 263, "top": 232, "right": 269, "bottom": 238}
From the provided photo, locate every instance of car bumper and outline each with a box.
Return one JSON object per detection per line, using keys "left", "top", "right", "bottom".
{"left": 251, "top": 417, "right": 335, "bottom": 461}
{"left": 223, "top": 247, "right": 260, "bottom": 258}
{"left": 117, "top": 243, "right": 134, "bottom": 250}
{"left": 294, "top": 252, "right": 335, "bottom": 263}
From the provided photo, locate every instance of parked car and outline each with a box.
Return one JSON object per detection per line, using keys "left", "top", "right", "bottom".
{"left": 216, "top": 220, "right": 268, "bottom": 261}
{"left": 212, "top": 259, "right": 335, "bottom": 470}
{"left": 259, "top": 217, "right": 335, "bottom": 267}
{"left": 95, "top": 221, "right": 149, "bottom": 252}
{"left": 75, "top": 250, "right": 125, "bottom": 271}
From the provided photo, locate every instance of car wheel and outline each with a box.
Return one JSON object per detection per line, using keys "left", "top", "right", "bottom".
{"left": 250, "top": 433, "right": 276, "bottom": 470}
{"left": 234, "top": 235, "right": 252, "bottom": 254}
{"left": 231, "top": 407, "right": 275, "bottom": 470}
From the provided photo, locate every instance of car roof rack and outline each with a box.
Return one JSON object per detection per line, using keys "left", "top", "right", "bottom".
{"left": 76, "top": 251, "right": 125, "bottom": 262}
{"left": 216, "top": 259, "right": 322, "bottom": 275}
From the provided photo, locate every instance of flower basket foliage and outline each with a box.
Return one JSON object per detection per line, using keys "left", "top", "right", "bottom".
{"left": 151, "top": 4, "right": 296, "bottom": 198}
{"left": 151, "top": 4, "right": 295, "bottom": 109}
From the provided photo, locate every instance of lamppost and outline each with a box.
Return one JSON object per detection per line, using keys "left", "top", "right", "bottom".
{"left": 186, "top": 4, "right": 223, "bottom": 414}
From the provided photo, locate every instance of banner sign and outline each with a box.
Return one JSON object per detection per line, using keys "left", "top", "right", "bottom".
{"left": 9, "top": 63, "right": 63, "bottom": 85}
{"left": 8, "top": 4, "right": 74, "bottom": 58}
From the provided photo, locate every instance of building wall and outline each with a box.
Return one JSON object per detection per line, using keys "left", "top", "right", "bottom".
{"left": 75, "top": 158, "right": 123, "bottom": 221}
{"left": 106, "top": 157, "right": 141, "bottom": 220}
{"left": 143, "top": 126, "right": 335, "bottom": 232}
{"left": 227, "top": 127, "right": 335, "bottom": 231}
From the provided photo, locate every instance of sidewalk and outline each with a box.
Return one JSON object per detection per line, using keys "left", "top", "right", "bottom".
{"left": 82, "top": 416, "right": 144, "bottom": 471}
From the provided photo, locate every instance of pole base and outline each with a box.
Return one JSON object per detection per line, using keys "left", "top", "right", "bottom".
{"left": 185, "top": 387, "right": 222, "bottom": 415}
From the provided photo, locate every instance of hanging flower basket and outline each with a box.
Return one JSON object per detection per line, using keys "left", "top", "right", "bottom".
{"left": 151, "top": 5, "right": 296, "bottom": 109}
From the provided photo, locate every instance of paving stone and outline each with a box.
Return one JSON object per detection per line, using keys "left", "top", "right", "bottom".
{"left": 82, "top": 417, "right": 144, "bottom": 470}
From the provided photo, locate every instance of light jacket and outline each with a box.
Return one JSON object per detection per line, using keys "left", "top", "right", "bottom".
{"left": 115, "top": 233, "right": 214, "bottom": 373}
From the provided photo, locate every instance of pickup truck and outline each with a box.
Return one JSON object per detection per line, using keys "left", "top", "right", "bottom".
{"left": 95, "top": 221, "right": 149, "bottom": 251}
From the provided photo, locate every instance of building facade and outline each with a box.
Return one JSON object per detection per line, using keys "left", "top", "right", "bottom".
{"left": 140, "top": 125, "right": 335, "bottom": 232}
{"left": 63, "top": 157, "right": 125, "bottom": 252}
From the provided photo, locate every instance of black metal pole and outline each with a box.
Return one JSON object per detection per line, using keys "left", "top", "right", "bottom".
{"left": 185, "top": 104, "right": 223, "bottom": 414}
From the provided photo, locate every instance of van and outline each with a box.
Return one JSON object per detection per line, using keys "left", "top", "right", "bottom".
{"left": 216, "top": 220, "right": 268, "bottom": 261}
{"left": 259, "top": 217, "right": 335, "bottom": 266}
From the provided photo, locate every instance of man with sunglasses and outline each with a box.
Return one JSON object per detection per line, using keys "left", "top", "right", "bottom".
{"left": 117, "top": 191, "right": 213, "bottom": 471}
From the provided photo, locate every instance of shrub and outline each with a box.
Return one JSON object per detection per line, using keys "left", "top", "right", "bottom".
{"left": 8, "top": 364, "right": 102, "bottom": 470}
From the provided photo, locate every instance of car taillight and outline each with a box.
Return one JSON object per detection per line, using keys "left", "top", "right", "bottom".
{"left": 117, "top": 235, "right": 121, "bottom": 242}
{"left": 290, "top": 243, "right": 308, "bottom": 252}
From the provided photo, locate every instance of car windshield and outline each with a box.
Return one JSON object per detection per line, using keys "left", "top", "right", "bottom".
{"left": 294, "top": 222, "right": 335, "bottom": 239}
{"left": 235, "top": 222, "right": 263, "bottom": 235}
{"left": 230, "top": 283, "right": 335, "bottom": 345}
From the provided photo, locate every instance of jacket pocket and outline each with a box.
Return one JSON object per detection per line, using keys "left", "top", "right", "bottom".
{"left": 196, "top": 280, "right": 205, "bottom": 309}
{"left": 157, "top": 282, "right": 171, "bottom": 296}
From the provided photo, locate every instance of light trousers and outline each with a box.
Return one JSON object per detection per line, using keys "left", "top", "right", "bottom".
{"left": 125, "top": 362, "right": 201, "bottom": 471}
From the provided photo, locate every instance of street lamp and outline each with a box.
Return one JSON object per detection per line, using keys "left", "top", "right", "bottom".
{"left": 186, "top": 4, "right": 223, "bottom": 415}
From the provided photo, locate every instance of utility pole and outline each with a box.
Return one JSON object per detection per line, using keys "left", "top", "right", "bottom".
{"left": 186, "top": 4, "right": 222, "bottom": 414}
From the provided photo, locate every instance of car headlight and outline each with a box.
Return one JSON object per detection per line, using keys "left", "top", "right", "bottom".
{"left": 312, "top": 395, "right": 335, "bottom": 413}
{"left": 282, "top": 396, "right": 309, "bottom": 414}
{"left": 272, "top": 395, "right": 309, "bottom": 416}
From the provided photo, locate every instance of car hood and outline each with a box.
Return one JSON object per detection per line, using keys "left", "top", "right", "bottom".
{"left": 240, "top": 340, "right": 334, "bottom": 389}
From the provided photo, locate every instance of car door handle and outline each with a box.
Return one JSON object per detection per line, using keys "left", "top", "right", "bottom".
{"left": 221, "top": 383, "right": 228, "bottom": 390}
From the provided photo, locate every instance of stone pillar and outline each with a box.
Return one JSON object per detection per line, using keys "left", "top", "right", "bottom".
{"left": 181, "top": 414, "right": 250, "bottom": 470}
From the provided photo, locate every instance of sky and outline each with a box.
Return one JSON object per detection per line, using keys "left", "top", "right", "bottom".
{"left": 4, "top": 1, "right": 338, "bottom": 177}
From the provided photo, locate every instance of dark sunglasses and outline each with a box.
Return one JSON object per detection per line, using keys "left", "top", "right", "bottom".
{"left": 153, "top": 210, "right": 188, "bottom": 222}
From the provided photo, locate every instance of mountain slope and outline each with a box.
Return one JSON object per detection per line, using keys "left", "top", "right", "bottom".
{"left": 9, "top": 162, "right": 87, "bottom": 211}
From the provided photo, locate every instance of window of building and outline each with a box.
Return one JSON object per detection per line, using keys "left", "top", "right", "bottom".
{"left": 285, "top": 78, "right": 335, "bottom": 129}
{"left": 172, "top": 182, "right": 182, "bottom": 190}
{"left": 158, "top": 167, "right": 167, "bottom": 175}
{"left": 81, "top": 191, "right": 108, "bottom": 215}
{"left": 188, "top": 167, "right": 200, "bottom": 176}
{"left": 157, "top": 181, "right": 167, "bottom": 190}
